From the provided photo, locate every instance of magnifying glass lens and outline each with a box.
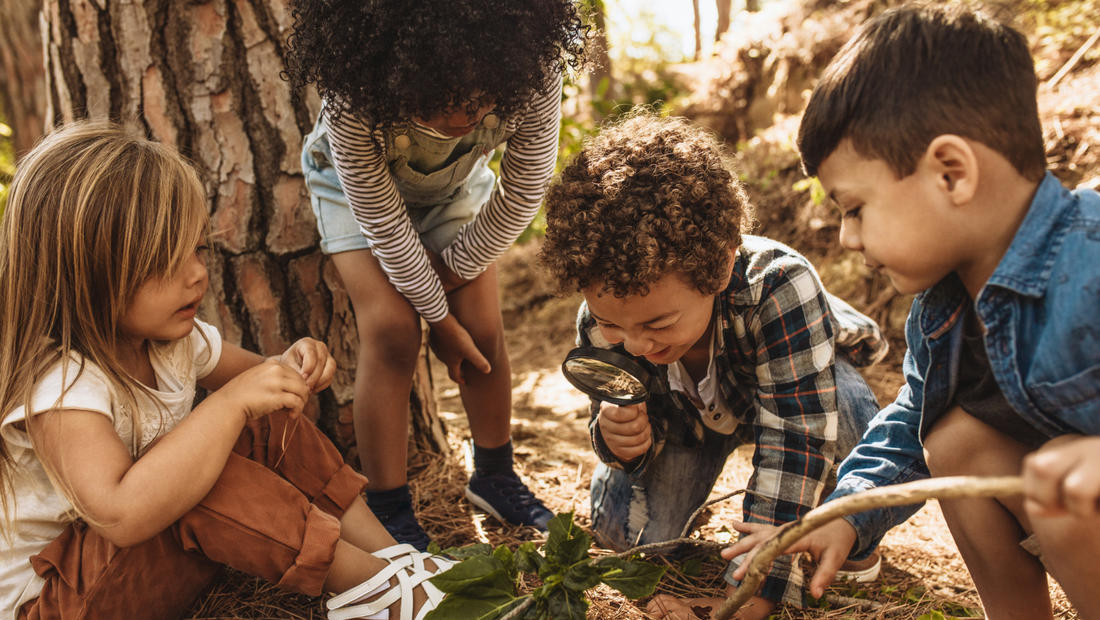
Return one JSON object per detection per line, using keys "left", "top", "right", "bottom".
{"left": 563, "top": 358, "right": 646, "bottom": 399}
{"left": 561, "top": 347, "right": 652, "bottom": 405}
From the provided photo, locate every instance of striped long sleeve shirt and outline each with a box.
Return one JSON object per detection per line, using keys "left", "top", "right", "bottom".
{"left": 324, "top": 78, "right": 563, "bottom": 322}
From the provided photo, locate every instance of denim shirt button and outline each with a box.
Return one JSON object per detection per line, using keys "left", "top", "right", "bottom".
{"left": 482, "top": 114, "right": 500, "bottom": 129}
{"left": 712, "top": 412, "right": 721, "bottom": 420}
{"left": 708, "top": 404, "right": 715, "bottom": 412}
{"left": 394, "top": 134, "right": 411, "bottom": 150}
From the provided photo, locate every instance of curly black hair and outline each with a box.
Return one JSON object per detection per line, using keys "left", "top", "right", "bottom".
{"left": 539, "top": 110, "right": 752, "bottom": 298}
{"left": 284, "top": 0, "right": 588, "bottom": 130}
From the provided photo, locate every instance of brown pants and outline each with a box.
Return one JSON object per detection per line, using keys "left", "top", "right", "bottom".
{"left": 19, "top": 411, "right": 368, "bottom": 620}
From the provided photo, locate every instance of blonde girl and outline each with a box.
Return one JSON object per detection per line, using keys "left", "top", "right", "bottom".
{"left": 0, "top": 123, "right": 451, "bottom": 620}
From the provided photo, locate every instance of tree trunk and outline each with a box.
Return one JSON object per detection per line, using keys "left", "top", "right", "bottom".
{"left": 0, "top": 0, "right": 47, "bottom": 155}
{"left": 692, "top": 0, "right": 703, "bottom": 61}
{"left": 38, "top": 0, "right": 448, "bottom": 460}
{"left": 586, "top": 0, "right": 615, "bottom": 119}
{"left": 745, "top": 0, "right": 760, "bottom": 13}
{"left": 715, "top": 0, "right": 732, "bottom": 42}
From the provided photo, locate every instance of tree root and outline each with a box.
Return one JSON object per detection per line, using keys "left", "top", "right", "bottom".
{"left": 713, "top": 475, "right": 1023, "bottom": 620}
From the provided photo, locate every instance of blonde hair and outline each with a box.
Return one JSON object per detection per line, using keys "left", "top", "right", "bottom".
{"left": 0, "top": 121, "right": 210, "bottom": 531}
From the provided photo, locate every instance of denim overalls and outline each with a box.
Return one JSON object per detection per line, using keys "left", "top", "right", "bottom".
{"left": 301, "top": 112, "right": 512, "bottom": 255}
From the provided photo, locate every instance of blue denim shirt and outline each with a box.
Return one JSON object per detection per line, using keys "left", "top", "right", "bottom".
{"left": 829, "top": 173, "right": 1100, "bottom": 558}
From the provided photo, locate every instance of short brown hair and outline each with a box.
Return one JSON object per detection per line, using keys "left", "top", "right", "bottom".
{"left": 798, "top": 4, "right": 1045, "bottom": 182}
{"left": 539, "top": 110, "right": 751, "bottom": 298}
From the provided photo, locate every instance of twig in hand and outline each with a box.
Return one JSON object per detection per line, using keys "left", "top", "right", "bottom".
{"left": 711, "top": 475, "right": 1023, "bottom": 620}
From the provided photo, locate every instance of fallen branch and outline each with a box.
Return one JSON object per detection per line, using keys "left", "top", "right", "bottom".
{"left": 713, "top": 475, "right": 1023, "bottom": 620}
{"left": 1046, "top": 29, "right": 1100, "bottom": 89}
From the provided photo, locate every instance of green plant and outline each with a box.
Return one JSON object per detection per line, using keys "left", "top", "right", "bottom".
{"left": 423, "top": 512, "right": 666, "bottom": 620}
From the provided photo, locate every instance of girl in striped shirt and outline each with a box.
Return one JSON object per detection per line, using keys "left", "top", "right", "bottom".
{"left": 285, "top": 0, "right": 587, "bottom": 550}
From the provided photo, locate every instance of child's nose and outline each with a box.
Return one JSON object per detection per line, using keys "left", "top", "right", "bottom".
{"left": 187, "top": 252, "right": 209, "bottom": 286}
{"left": 622, "top": 332, "right": 656, "bottom": 357}
{"left": 839, "top": 220, "right": 862, "bottom": 252}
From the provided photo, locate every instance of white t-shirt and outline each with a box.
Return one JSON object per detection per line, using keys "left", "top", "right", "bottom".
{"left": 0, "top": 320, "right": 223, "bottom": 620}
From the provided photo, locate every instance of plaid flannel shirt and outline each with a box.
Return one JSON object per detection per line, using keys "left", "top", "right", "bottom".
{"left": 578, "top": 236, "right": 887, "bottom": 606}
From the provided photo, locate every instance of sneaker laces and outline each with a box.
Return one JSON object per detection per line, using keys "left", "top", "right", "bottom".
{"left": 479, "top": 472, "right": 543, "bottom": 508}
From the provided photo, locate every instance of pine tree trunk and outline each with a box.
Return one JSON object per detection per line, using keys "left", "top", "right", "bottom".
{"left": 38, "top": 0, "right": 448, "bottom": 459}
{"left": 692, "top": 0, "right": 703, "bottom": 61}
{"left": 0, "top": 0, "right": 47, "bottom": 155}
{"left": 586, "top": 0, "right": 615, "bottom": 118}
{"left": 715, "top": 0, "right": 732, "bottom": 42}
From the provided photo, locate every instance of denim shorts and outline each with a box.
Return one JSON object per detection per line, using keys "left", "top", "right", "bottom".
{"left": 301, "top": 130, "right": 496, "bottom": 256}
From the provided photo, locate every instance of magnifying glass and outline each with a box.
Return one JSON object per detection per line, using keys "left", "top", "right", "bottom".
{"left": 560, "top": 346, "right": 653, "bottom": 405}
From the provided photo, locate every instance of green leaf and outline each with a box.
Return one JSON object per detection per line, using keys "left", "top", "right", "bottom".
{"left": 438, "top": 543, "right": 494, "bottom": 560}
{"left": 599, "top": 559, "right": 666, "bottom": 599}
{"left": 515, "top": 541, "right": 545, "bottom": 574}
{"left": 494, "top": 544, "right": 517, "bottom": 581}
{"left": 423, "top": 593, "right": 525, "bottom": 620}
{"left": 543, "top": 512, "right": 591, "bottom": 566}
{"left": 428, "top": 541, "right": 443, "bottom": 555}
{"left": 546, "top": 587, "right": 589, "bottom": 620}
{"left": 916, "top": 612, "right": 947, "bottom": 620}
{"left": 562, "top": 560, "right": 605, "bottom": 591}
{"left": 679, "top": 557, "right": 703, "bottom": 577}
{"left": 428, "top": 555, "right": 512, "bottom": 595}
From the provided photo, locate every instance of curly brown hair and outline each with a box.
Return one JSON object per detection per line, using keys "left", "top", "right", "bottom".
{"left": 539, "top": 111, "right": 752, "bottom": 298}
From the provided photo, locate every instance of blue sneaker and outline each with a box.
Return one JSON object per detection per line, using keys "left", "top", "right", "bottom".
{"left": 465, "top": 471, "right": 554, "bottom": 530}
{"left": 377, "top": 503, "right": 432, "bottom": 552}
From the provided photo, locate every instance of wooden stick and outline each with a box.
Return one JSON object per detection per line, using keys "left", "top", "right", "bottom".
{"left": 712, "top": 475, "right": 1023, "bottom": 620}
{"left": 1047, "top": 28, "right": 1100, "bottom": 89}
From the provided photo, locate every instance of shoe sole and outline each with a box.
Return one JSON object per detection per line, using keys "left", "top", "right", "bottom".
{"left": 464, "top": 486, "right": 509, "bottom": 523}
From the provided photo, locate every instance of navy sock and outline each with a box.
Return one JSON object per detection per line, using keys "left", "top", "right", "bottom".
{"left": 365, "top": 484, "right": 413, "bottom": 519}
{"left": 472, "top": 440, "right": 515, "bottom": 476}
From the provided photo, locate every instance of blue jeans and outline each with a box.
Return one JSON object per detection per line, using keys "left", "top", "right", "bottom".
{"left": 590, "top": 356, "right": 880, "bottom": 553}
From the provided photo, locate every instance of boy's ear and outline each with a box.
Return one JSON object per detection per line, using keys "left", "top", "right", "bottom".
{"left": 922, "top": 135, "right": 978, "bottom": 206}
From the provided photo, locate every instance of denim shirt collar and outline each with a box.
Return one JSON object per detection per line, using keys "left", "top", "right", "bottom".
{"left": 916, "top": 172, "right": 1073, "bottom": 339}
{"left": 985, "top": 172, "right": 1076, "bottom": 299}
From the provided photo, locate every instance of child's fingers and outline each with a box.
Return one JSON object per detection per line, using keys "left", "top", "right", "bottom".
{"left": 464, "top": 343, "right": 491, "bottom": 375}
{"left": 1062, "top": 465, "right": 1100, "bottom": 519}
{"left": 312, "top": 355, "right": 337, "bottom": 393}
{"left": 1023, "top": 450, "right": 1075, "bottom": 515}
{"left": 807, "top": 546, "right": 849, "bottom": 599}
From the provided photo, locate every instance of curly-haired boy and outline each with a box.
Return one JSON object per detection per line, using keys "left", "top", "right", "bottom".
{"left": 539, "top": 111, "right": 889, "bottom": 619}
{"left": 725, "top": 5, "right": 1100, "bottom": 619}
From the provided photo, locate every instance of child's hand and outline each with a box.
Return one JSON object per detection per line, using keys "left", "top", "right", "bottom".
{"left": 277, "top": 337, "right": 336, "bottom": 394}
{"left": 597, "top": 401, "right": 651, "bottom": 464}
{"left": 1023, "top": 435, "right": 1100, "bottom": 520}
{"left": 218, "top": 358, "right": 311, "bottom": 420}
{"left": 725, "top": 519, "right": 858, "bottom": 599}
{"left": 428, "top": 314, "right": 491, "bottom": 385}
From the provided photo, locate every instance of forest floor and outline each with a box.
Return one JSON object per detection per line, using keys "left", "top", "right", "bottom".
{"left": 186, "top": 51, "right": 1098, "bottom": 620}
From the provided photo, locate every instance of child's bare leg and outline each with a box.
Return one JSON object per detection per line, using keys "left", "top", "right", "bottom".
{"left": 338, "top": 496, "right": 398, "bottom": 553}
{"left": 445, "top": 262, "right": 511, "bottom": 448}
{"left": 330, "top": 249, "right": 423, "bottom": 491}
{"left": 924, "top": 405, "right": 1052, "bottom": 620}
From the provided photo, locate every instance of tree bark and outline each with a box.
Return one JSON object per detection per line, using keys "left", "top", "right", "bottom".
{"left": 38, "top": 0, "right": 448, "bottom": 459}
{"left": 715, "top": 0, "right": 732, "bottom": 42}
{"left": 0, "top": 0, "right": 47, "bottom": 155}
{"left": 692, "top": 0, "right": 703, "bottom": 61}
{"left": 586, "top": 0, "right": 615, "bottom": 118}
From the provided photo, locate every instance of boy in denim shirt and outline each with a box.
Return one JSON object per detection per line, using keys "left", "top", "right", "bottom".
{"left": 725, "top": 5, "right": 1100, "bottom": 619}
{"left": 538, "top": 111, "right": 888, "bottom": 619}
